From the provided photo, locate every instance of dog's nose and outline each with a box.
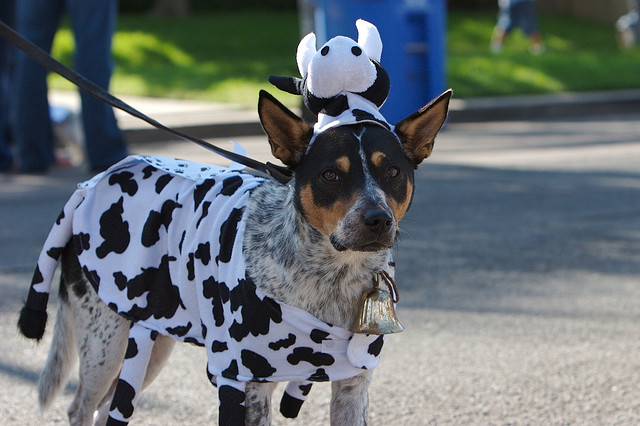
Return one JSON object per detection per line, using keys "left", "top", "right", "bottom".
{"left": 363, "top": 209, "right": 392, "bottom": 232}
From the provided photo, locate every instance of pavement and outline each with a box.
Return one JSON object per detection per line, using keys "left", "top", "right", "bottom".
{"left": 1, "top": 90, "right": 640, "bottom": 424}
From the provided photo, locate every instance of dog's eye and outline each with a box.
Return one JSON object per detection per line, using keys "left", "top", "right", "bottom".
{"left": 386, "top": 166, "right": 400, "bottom": 179}
{"left": 322, "top": 169, "right": 339, "bottom": 181}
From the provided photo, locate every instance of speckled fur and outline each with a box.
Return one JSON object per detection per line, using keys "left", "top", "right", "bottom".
{"left": 42, "top": 246, "right": 175, "bottom": 426}
{"left": 244, "top": 179, "right": 391, "bottom": 329}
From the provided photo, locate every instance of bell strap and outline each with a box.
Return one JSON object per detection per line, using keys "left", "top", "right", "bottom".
{"left": 0, "top": 20, "right": 293, "bottom": 184}
{"left": 378, "top": 270, "right": 400, "bottom": 303}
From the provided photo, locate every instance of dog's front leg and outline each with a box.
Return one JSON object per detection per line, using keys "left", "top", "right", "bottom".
{"left": 330, "top": 370, "right": 373, "bottom": 426}
{"left": 245, "top": 382, "right": 277, "bottom": 426}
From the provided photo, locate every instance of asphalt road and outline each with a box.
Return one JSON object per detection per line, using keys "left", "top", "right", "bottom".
{"left": 1, "top": 111, "right": 639, "bottom": 424}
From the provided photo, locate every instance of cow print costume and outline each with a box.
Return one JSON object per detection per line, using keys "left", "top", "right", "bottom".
{"left": 23, "top": 155, "right": 384, "bottom": 425}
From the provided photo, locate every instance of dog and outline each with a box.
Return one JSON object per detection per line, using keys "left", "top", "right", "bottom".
{"left": 18, "top": 88, "right": 451, "bottom": 425}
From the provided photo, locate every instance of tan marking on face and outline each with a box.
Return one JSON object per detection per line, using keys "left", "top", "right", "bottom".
{"left": 370, "top": 151, "right": 386, "bottom": 168}
{"left": 386, "top": 179, "right": 414, "bottom": 222}
{"left": 335, "top": 156, "right": 350, "bottom": 174}
{"left": 300, "top": 184, "right": 358, "bottom": 235}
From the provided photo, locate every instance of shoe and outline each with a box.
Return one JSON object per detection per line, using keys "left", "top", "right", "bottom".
{"left": 530, "top": 43, "right": 545, "bottom": 55}
{"left": 54, "top": 148, "right": 74, "bottom": 168}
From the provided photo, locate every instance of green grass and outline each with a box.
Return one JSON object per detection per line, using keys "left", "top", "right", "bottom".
{"left": 448, "top": 11, "right": 640, "bottom": 97}
{"left": 49, "top": 10, "right": 640, "bottom": 104}
{"left": 49, "top": 10, "right": 301, "bottom": 107}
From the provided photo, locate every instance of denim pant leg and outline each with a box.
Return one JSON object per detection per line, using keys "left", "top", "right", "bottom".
{"left": 67, "top": 0, "right": 127, "bottom": 170}
{"left": 13, "top": 0, "right": 63, "bottom": 171}
{"left": 0, "top": 68, "right": 13, "bottom": 170}
{"left": 0, "top": 0, "right": 16, "bottom": 170}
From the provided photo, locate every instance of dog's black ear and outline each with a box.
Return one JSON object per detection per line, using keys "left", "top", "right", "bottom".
{"left": 395, "top": 89, "right": 452, "bottom": 166}
{"left": 258, "top": 90, "right": 313, "bottom": 168}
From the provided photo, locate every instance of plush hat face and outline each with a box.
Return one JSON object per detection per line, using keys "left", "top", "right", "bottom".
{"left": 302, "top": 35, "right": 377, "bottom": 98}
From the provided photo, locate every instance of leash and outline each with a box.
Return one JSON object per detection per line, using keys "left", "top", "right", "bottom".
{"left": 0, "top": 20, "right": 293, "bottom": 184}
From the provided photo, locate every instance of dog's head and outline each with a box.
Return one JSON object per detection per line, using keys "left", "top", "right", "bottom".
{"left": 258, "top": 89, "right": 451, "bottom": 252}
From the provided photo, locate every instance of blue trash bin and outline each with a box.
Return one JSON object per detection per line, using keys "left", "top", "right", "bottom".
{"left": 304, "top": 0, "right": 446, "bottom": 123}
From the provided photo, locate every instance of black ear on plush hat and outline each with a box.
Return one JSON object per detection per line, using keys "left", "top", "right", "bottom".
{"left": 268, "top": 75, "right": 304, "bottom": 96}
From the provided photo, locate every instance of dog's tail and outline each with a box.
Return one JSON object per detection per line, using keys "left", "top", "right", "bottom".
{"left": 38, "top": 278, "right": 77, "bottom": 411}
{"left": 17, "top": 190, "right": 83, "bottom": 341}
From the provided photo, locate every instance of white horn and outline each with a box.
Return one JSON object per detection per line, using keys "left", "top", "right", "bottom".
{"left": 296, "top": 32, "right": 317, "bottom": 77}
{"left": 356, "top": 19, "right": 382, "bottom": 62}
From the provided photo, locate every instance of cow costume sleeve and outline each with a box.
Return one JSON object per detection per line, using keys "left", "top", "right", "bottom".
{"left": 20, "top": 155, "right": 384, "bottom": 425}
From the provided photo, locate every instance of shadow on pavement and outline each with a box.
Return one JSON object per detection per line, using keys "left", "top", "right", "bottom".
{"left": 396, "top": 163, "right": 640, "bottom": 315}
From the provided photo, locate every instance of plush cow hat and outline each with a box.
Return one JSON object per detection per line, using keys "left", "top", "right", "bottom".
{"left": 269, "top": 19, "right": 391, "bottom": 134}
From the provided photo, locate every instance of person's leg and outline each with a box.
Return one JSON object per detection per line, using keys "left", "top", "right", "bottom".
{"left": 0, "top": 0, "right": 16, "bottom": 171}
{"left": 67, "top": 0, "right": 127, "bottom": 171}
{"left": 13, "top": 0, "right": 63, "bottom": 171}
{"left": 517, "top": 1, "right": 544, "bottom": 54}
{"left": 630, "top": 10, "right": 640, "bottom": 46}
{"left": 491, "top": 8, "right": 511, "bottom": 52}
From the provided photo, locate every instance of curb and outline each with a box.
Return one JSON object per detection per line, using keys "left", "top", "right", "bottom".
{"left": 448, "top": 89, "right": 640, "bottom": 123}
{"left": 117, "top": 89, "right": 640, "bottom": 142}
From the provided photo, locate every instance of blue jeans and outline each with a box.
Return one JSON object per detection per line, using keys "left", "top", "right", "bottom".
{"left": 497, "top": 1, "right": 540, "bottom": 36}
{"left": 0, "top": 0, "right": 15, "bottom": 171}
{"left": 13, "top": 0, "right": 127, "bottom": 171}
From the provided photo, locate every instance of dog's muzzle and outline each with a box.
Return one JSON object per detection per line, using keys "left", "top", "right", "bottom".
{"left": 330, "top": 207, "right": 397, "bottom": 252}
